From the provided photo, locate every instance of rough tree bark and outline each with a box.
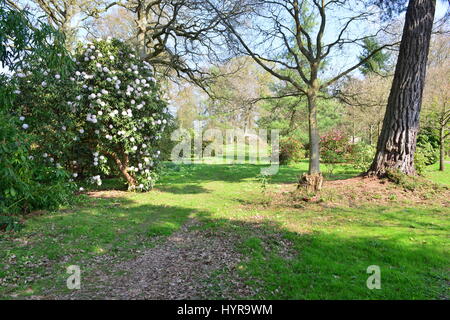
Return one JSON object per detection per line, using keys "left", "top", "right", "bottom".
{"left": 368, "top": 0, "right": 436, "bottom": 176}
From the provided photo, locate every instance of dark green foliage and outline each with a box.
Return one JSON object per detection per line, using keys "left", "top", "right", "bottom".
{"left": 350, "top": 142, "right": 376, "bottom": 172}
{"left": 320, "top": 129, "right": 353, "bottom": 164}
{"left": 0, "top": 215, "right": 23, "bottom": 232}
{"left": 359, "top": 37, "right": 392, "bottom": 75}
{"left": 416, "top": 142, "right": 439, "bottom": 166}
{"left": 0, "top": 112, "right": 76, "bottom": 215}
{"left": 416, "top": 129, "right": 440, "bottom": 168}
{"left": 0, "top": 0, "right": 68, "bottom": 71}
{"left": 417, "top": 128, "right": 440, "bottom": 153}
{"left": 0, "top": 2, "right": 77, "bottom": 216}
{"left": 279, "top": 135, "right": 306, "bottom": 165}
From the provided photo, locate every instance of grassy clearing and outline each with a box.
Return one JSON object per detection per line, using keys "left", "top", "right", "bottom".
{"left": 0, "top": 161, "right": 448, "bottom": 299}
{"left": 424, "top": 161, "right": 450, "bottom": 186}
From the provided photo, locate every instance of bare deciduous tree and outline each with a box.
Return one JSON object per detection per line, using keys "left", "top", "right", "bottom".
{"left": 27, "top": 0, "right": 111, "bottom": 46}
{"left": 338, "top": 74, "right": 392, "bottom": 145}
{"left": 85, "top": 6, "right": 136, "bottom": 41}
{"left": 205, "top": 57, "right": 272, "bottom": 133}
{"left": 422, "top": 33, "right": 450, "bottom": 171}
{"left": 205, "top": 0, "right": 397, "bottom": 190}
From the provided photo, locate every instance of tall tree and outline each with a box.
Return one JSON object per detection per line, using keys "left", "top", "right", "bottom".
{"left": 84, "top": 1, "right": 249, "bottom": 92}
{"left": 207, "top": 0, "right": 397, "bottom": 190}
{"left": 368, "top": 0, "right": 437, "bottom": 176}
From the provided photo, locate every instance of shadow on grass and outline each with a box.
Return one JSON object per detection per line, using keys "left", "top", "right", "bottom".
{"left": 156, "top": 184, "right": 211, "bottom": 195}
{"left": 188, "top": 214, "right": 448, "bottom": 299}
{"left": 3, "top": 159, "right": 446, "bottom": 299}
{"left": 79, "top": 177, "right": 128, "bottom": 191}
{"left": 1, "top": 192, "right": 448, "bottom": 300}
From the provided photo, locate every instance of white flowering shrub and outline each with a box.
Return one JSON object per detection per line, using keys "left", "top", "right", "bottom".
{"left": 12, "top": 38, "right": 173, "bottom": 191}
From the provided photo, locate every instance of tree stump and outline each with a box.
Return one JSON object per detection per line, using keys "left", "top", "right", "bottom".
{"left": 297, "top": 173, "right": 324, "bottom": 193}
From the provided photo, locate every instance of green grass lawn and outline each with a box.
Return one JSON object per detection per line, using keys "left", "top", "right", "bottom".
{"left": 0, "top": 161, "right": 449, "bottom": 299}
{"left": 424, "top": 161, "right": 450, "bottom": 186}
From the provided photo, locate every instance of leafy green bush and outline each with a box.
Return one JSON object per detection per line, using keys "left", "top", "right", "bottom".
{"left": 414, "top": 131, "right": 439, "bottom": 175}
{"left": 416, "top": 140, "right": 439, "bottom": 166}
{"left": 350, "top": 142, "right": 376, "bottom": 172}
{"left": 0, "top": 215, "right": 23, "bottom": 232}
{"left": 0, "top": 1, "right": 77, "bottom": 217}
{"left": 279, "top": 135, "right": 306, "bottom": 165}
{"left": 0, "top": 0, "right": 67, "bottom": 71}
{"left": 414, "top": 150, "right": 428, "bottom": 175}
{"left": 0, "top": 112, "right": 76, "bottom": 215}
{"left": 320, "top": 129, "right": 353, "bottom": 164}
{"left": 414, "top": 129, "right": 439, "bottom": 171}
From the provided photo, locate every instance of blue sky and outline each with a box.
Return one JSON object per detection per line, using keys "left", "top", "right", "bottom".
{"left": 3, "top": 0, "right": 449, "bottom": 77}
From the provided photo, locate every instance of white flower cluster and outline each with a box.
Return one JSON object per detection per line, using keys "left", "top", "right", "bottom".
{"left": 91, "top": 175, "right": 102, "bottom": 186}
{"left": 86, "top": 113, "right": 98, "bottom": 123}
{"left": 92, "top": 152, "right": 107, "bottom": 166}
{"left": 13, "top": 38, "right": 171, "bottom": 192}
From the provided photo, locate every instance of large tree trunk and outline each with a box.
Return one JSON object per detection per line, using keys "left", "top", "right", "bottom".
{"left": 368, "top": 0, "right": 436, "bottom": 176}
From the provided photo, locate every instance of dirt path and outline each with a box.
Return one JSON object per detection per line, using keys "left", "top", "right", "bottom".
{"left": 48, "top": 219, "right": 254, "bottom": 300}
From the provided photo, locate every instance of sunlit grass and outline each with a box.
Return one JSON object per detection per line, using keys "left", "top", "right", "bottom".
{"left": 424, "top": 162, "right": 450, "bottom": 186}
{"left": 0, "top": 161, "right": 448, "bottom": 299}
